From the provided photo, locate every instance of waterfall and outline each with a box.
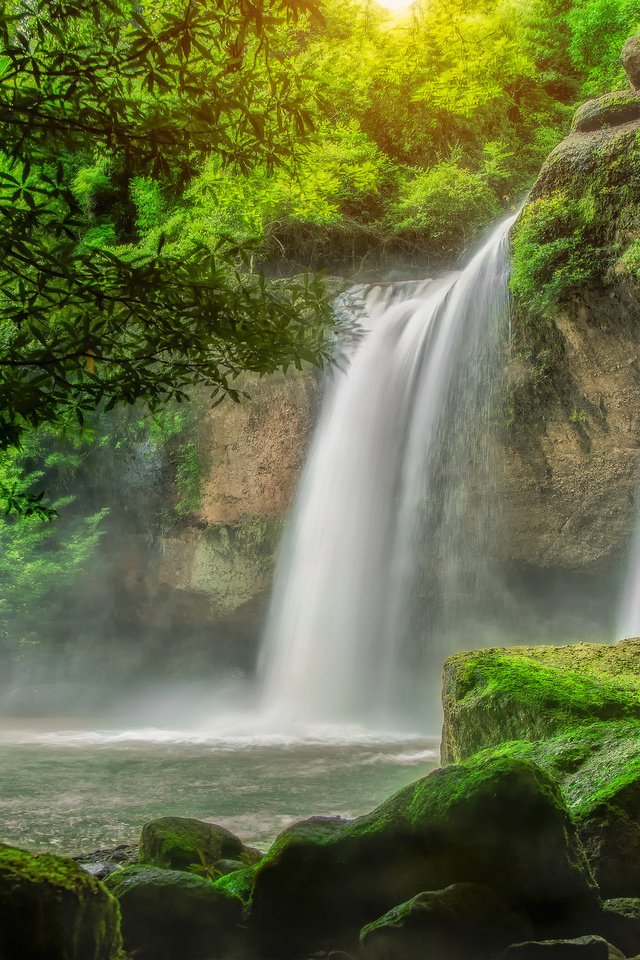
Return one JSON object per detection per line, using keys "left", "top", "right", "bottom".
{"left": 618, "top": 519, "right": 640, "bottom": 639}
{"left": 258, "top": 215, "right": 517, "bottom": 730}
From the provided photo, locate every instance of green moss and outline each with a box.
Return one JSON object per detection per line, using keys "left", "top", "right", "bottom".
{"left": 0, "top": 844, "right": 124, "bottom": 960}
{"left": 510, "top": 190, "right": 605, "bottom": 317}
{"left": 470, "top": 719, "right": 640, "bottom": 824}
{"left": 0, "top": 844, "right": 101, "bottom": 894}
{"left": 508, "top": 124, "right": 640, "bottom": 417}
{"left": 442, "top": 643, "right": 640, "bottom": 764}
{"left": 213, "top": 865, "right": 257, "bottom": 907}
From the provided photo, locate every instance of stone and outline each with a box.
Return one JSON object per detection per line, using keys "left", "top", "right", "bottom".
{"left": 441, "top": 644, "right": 640, "bottom": 898}
{"left": 600, "top": 898, "right": 640, "bottom": 956}
{"left": 243, "top": 756, "right": 598, "bottom": 957}
{"left": 138, "top": 815, "right": 263, "bottom": 872}
{"left": 572, "top": 91, "right": 640, "bottom": 133}
{"left": 0, "top": 843, "right": 123, "bottom": 960}
{"left": 441, "top": 643, "right": 640, "bottom": 764}
{"left": 214, "top": 857, "right": 246, "bottom": 876}
{"left": 359, "top": 882, "right": 532, "bottom": 960}
{"left": 105, "top": 864, "right": 246, "bottom": 960}
{"left": 623, "top": 34, "right": 640, "bottom": 90}
{"left": 499, "top": 936, "right": 616, "bottom": 958}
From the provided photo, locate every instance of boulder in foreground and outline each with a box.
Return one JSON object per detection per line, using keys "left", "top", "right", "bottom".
{"left": 105, "top": 864, "right": 246, "bottom": 960}
{"left": 359, "top": 882, "right": 532, "bottom": 960}
{"left": 242, "top": 755, "right": 598, "bottom": 956}
{"left": 0, "top": 843, "right": 123, "bottom": 960}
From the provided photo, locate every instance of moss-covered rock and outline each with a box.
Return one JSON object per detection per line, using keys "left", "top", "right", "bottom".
{"left": 0, "top": 843, "right": 123, "bottom": 960}
{"left": 104, "top": 864, "right": 246, "bottom": 960}
{"left": 138, "top": 815, "right": 263, "bottom": 872}
{"left": 600, "top": 898, "right": 640, "bottom": 957}
{"left": 499, "top": 936, "right": 620, "bottom": 959}
{"left": 442, "top": 643, "right": 640, "bottom": 901}
{"left": 243, "top": 755, "right": 597, "bottom": 957}
{"left": 359, "top": 882, "right": 532, "bottom": 960}
{"left": 572, "top": 91, "right": 640, "bottom": 134}
{"left": 441, "top": 642, "right": 640, "bottom": 764}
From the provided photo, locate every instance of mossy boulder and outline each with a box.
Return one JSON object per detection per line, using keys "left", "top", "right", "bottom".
{"left": 0, "top": 843, "right": 123, "bottom": 960}
{"left": 104, "top": 864, "right": 246, "bottom": 960}
{"left": 359, "top": 882, "right": 532, "bottom": 960}
{"left": 139, "top": 815, "right": 263, "bottom": 872}
{"left": 441, "top": 642, "right": 640, "bottom": 764}
{"left": 243, "top": 755, "right": 598, "bottom": 957}
{"left": 571, "top": 91, "right": 640, "bottom": 134}
{"left": 623, "top": 33, "right": 640, "bottom": 91}
{"left": 600, "top": 898, "right": 640, "bottom": 957}
{"left": 442, "top": 643, "right": 640, "bottom": 901}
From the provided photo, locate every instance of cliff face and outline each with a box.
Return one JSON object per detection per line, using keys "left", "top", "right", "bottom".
{"left": 151, "top": 372, "right": 318, "bottom": 643}
{"left": 500, "top": 63, "right": 640, "bottom": 573}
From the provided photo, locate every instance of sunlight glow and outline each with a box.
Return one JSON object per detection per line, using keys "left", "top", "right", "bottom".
{"left": 376, "top": 0, "right": 415, "bottom": 12}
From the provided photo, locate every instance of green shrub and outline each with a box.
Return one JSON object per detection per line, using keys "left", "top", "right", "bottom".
{"left": 388, "top": 161, "right": 501, "bottom": 254}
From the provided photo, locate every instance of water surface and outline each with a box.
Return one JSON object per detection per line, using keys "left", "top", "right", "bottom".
{"left": 0, "top": 724, "right": 437, "bottom": 855}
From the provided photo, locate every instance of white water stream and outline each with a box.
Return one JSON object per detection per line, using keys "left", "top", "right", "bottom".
{"left": 258, "top": 215, "right": 517, "bottom": 729}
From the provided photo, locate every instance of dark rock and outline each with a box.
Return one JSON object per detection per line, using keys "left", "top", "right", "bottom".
{"left": 580, "top": 809, "right": 640, "bottom": 898}
{"left": 600, "top": 898, "right": 640, "bottom": 956}
{"left": 623, "top": 34, "right": 640, "bottom": 91}
{"left": 245, "top": 756, "right": 599, "bottom": 957}
{"left": 359, "top": 882, "right": 531, "bottom": 960}
{"left": 79, "top": 860, "right": 123, "bottom": 880}
{"left": 105, "top": 864, "right": 246, "bottom": 960}
{"left": 215, "top": 857, "right": 247, "bottom": 876}
{"left": 572, "top": 91, "right": 640, "bottom": 133}
{"left": 441, "top": 646, "right": 640, "bottom": 897}
{"left": 0, "top": 843, "right": 122, "bottom": 960}
{"left": 139, "top": 815, "right": 263, "bottom": 871}
{"left": 499, "top": 936, "right": 617, "bottom": 959}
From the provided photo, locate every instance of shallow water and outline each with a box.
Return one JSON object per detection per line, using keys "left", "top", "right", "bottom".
{"left": 0, "top": 724, "right": 437, "bottom": 855}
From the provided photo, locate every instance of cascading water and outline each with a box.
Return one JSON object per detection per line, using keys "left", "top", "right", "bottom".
{"left": 258, "top": 214, "right": 517, "bottom": 730}
{"left": 618, "top": 519, "right": 640, "bottom": 639}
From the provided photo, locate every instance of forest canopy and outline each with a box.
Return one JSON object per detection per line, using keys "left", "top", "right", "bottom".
{"left": 1, "top": 0, "right": 639, "bottom": 517}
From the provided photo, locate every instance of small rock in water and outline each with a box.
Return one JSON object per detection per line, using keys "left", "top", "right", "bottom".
{"left": 139, "top": 815, "right": 261, "bottom": 872}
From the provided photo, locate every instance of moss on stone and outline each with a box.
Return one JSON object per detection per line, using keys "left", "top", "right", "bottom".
{"left": 0, "top": 844, "right": 124, "bottom": 960}
{"left": 441, "top": 643, "right": 640, "bottom": 899}
{"left": 512, "top": 124, "right": 640, "bottom": 324}
{"left": 139, "top": 816, "right": 262, "bottom": 872}
{"left": 245, "top": 754, "right": 597, "bottom": 956}
{"left": 442, "top": 643, "right": 640, "bottom": 765}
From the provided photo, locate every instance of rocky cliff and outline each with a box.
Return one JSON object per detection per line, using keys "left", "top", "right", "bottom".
{"left": 502, "top": 46, "right": 640, "bottom": 573}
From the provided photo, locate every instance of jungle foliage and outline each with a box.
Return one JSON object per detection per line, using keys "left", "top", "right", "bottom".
{"left": 1, "top": 0, "right": 640, "bottom": 643}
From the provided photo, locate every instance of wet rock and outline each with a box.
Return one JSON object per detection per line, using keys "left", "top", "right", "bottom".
{"left": 0, "top": 843, "right": 122, "bottom": 960}
{"left": 359, "top": 882, "right": 531, "bottom": 960}
{"left": 245, "top": 756, "right": 598, "bottom": 957}
{"left": 441, "top": 645, "right": 640, "bottom": 898}
{"left": 80, "top": 860, "right": 123, "bottom": 880}
{"left": 441, "top": 643, "right": 640, "bottom": 764}
{"left": 600, "top": 898, "right": 640, "bottom": 956}
{"left": 139, "top": 815, "right": 263, "bottom": 872}
{"left": 105, "top": 864, "right": 246, "bottom": 960}
{"left": 499, "top": 936, "right": 621, "bottom": 959}
{"left": 623, "top": 34, "right": 640, "bottom": 90}
{"left": 572, "top": 91, "right": 640, "bottom": 133}
{"left": 215, "top": 857, "right": 246, "bottom": 876}
{"left": 580, "top": 809, "right": 640, "bottom": 898}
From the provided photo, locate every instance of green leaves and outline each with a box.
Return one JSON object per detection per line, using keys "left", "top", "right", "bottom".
{"left": 0, "top": 0, "right": 334, "bottom": 480}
